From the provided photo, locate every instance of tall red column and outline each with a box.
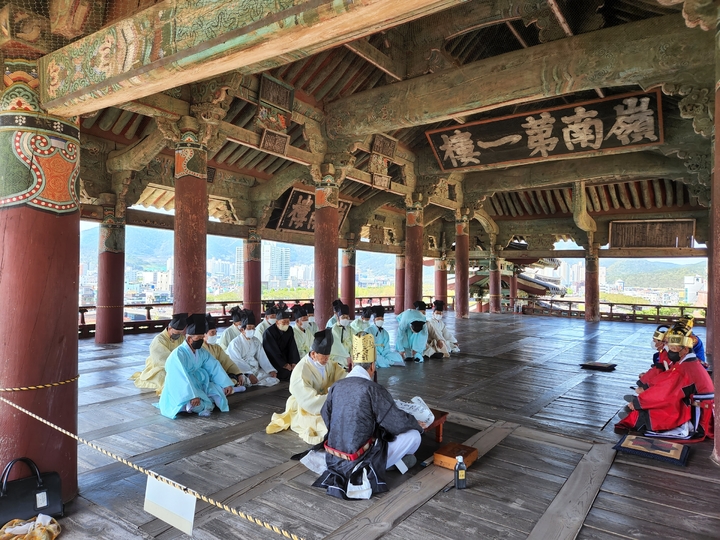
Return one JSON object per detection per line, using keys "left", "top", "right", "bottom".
{"left": 455, "top": 214, "right": 470, "bottom": 318}
{"left": 95, "top": 197, "right": 125, "bottom": 343}
{"left": 173, "top": 124, "right": 207, "bottom": 315}
{"left": 585, "top": 246, "right": 600, "bottom": 322}
{"left": 404, "top": 202, "right": 424, "bottom": 310}
{"left": 244, "top": 227, "right": 262, "bottom": 322}
{"left": 711, "top": 29, "right": 720, "bottom": 465}
{"left": 341, "top": 245, "right": 356, "bottom": 314}
{"left": 434, "top": 259, "right": 448, "bottom": 304}
{"left": 509, "top": 271, "right": 518, "bottom": 311}
{"left": 489, "top": 254, "right": 502, "bottom": 313}
{"left": 314, "top": 166, "right": 340, "bottom": 328}
{"left": 0, "top": 60, "right": 80, "bottom": 501}
{"left": 394, "top": 255, "right": 405, "bottom": 315}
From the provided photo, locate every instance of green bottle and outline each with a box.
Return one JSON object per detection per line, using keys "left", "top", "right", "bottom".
{"left": 454, "top": 456, "right": 467, "bottom": 489}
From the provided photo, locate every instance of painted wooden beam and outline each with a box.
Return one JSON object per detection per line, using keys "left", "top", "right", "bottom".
{"left": 40, "top": 0, "right": 470, "bottom": 117}
{"left": 220, "top": 121, "right": 322, "bottom": 166}
{"left": 344, "top": 38, "right": 405, "bottom": 81}
{"left": 463, "top": 248, "right": 708, "bottom": 260}
{"left": 325, "top": 14, "right": 712, "bottom": 138}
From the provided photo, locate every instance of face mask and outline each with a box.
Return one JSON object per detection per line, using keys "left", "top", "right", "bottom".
{"left": 340, "top": 319, "right": 351, "bottom": 327}
{"left": 267, "top": 318, "right": 277, "bottom": 325}
{"left": 170, "top": 332, "right": 183, "bottom": 340}
{"left": 667, "top": 350, "right": 681, "bottom": 362}
{"left": 190, "top": 339, "right": 204, "bottom": 350}
{"left": 375, "top": 320, "right": 384, "bottom": 328}
{"left": 244, "top": 330, "right": 255, "bottom": 339}
{"left": 434, "top": 314, "right": 442, "bottom": 321}
{"left": 207, "top": 335, "right": 218, "bottom": 345}
{"left": 308, "top": 316, "right": 315, "bottom": 323}
{"left": 277, "top": 323, "right": 290, "bottom": 332}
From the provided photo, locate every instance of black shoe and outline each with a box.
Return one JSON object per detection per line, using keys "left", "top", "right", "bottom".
{"left": 623, "top": 394, "right": 635, "bottom": 403}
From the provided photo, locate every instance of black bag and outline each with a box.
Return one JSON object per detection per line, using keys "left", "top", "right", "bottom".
{"left": 0, "top": 458, "right": 63, "bottom": 525}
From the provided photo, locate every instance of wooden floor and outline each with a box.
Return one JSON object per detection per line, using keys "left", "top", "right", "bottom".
{"left": 62, "top": 314, "right": 719, "bottom": 539}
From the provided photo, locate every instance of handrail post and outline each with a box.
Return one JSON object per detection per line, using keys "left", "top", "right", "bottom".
{"left": 221, "top": 303, "right": 227, "bottom": 315}
{"left": 79, "top": 308, "right": 87, "bottom": 325}
{"left": 145, "top": 306, "right": 153, "bottom": 321}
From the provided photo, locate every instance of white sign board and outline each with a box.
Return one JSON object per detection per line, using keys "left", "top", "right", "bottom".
{"left": 144, "top": 475, "right": 197, "bottom": 536}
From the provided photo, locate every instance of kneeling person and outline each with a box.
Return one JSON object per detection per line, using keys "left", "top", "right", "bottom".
{"left": 314, "top": 332, "right": 424, "bottom": 499}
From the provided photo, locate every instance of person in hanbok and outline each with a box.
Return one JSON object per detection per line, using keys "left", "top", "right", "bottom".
{"left": 254, "top": 306, "right": 277, "bottom": 343}
{"left": 396, "top": 301, "right": 429, "bottom": 362}
{"left": 263, "top": 309, "right": 300, "bottom": 381}
{"left": 303, "top": 303, "right": 319, "bottom": 335}
{"left": 158, "top": 314, "right": 234, "bottom": 419}
{"left": 313, "top": 332, "right": 424, "bottom": 499}
{"left": 203, "top": 313, "right": 248, "bottom": 388}
{"left": 131, "top": 313, "right": 188, "bottom": 393}
{"left": 292, "top": 305, "right": 314, "bottom": 358}
{"left": 330, "top": 304, "right": 353, "bottom": 370}
{"left": 424, "top": 300, "right": 460, "bottom": 358}
{"left": 350, "top": 307, "right": 373, "bottom": 335}
{"left": 326, "top": 299, "right": 343, "bottom": 328}
{"left": 266, "top": 329, "right": 346, "bottom": 444}
{"left": 368, "top": 306, "right": 403, "bottom": 368}
{"left": 217, "top": 306, "right": 243, "bottom": 350}
{"left": 677, "top": 315, "right": 708, "bottom": 369}
{"left": 227, "top": 310, "right": 280, "bottom": 387}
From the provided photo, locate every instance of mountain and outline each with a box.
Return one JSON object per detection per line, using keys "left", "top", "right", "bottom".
{"left": 604, "top": 259, "right": 707, "bottom": 288}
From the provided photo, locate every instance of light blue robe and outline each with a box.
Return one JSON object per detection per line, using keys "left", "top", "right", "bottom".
{"left": 368, "top": 325, "right": 404, "bottom": 368}
{"left": 325, "top": 314, "right": 338, "bottom": 328}
{"left": 158, "top": 342, "right": 234, "bottom": 419}
{"left": 395, "top": 309, "right": 429, "bottom": 362}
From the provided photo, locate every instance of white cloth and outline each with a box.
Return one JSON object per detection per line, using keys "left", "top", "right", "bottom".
{"left": 386, "top": 430, "right": 421, "bottom": 470}
{"left": 255, "top": 319, "right": 272, "bottom": 343}
{"left": 424, "top": 317, "right": 457, "bottom": 357}
{"left": 227, "top": 334, "right": 279, "bottom": 386}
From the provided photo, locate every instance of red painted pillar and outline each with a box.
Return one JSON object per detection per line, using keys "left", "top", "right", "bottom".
{"left": 711, "top": 35, "right": 720, "bottom": 464}
{"left": 404, "top": 203, "right": 424, "bottom": 310}
{"left": 173, "top": 126, "right": 207, "bottom": 315}
{"left": 455, "top": 214, "right": 470, "bottom": 319}
{"left": 434, "top": 259, "right": 448, "bottom": 304}
{"left": 509, "top": 271, "right": 518, "bottom": 311}
{"left": 341, "top": 245, "right": 356, "bottom": 314}
{"left": 394, "top": 255, "right": 405, "bottom": 315}
{"left": 489, "top": 254, "right": 502, "bottom": 313}
{"left": 244, "top": 227, "right": 262, "bottom": 322}
{"left": 314, "top": 168, "right": 340, "bottom": 328}
{"left": 95, "top": 198, "right": 125, "bottom": 343}
{"left": 585, "top": 246, "right": 600, "bottom": 322}
{"left": 0, "top": 60, "right": 80, "bottom": 501}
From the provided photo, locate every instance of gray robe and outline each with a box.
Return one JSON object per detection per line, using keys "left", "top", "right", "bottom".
{"left": 313, "top": 375, "right": 422, "bottom": 499}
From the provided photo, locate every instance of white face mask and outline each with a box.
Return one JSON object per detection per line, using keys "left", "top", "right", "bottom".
{"left": 277, "top": 323, "right": 290, "bottom": 332}
{"left": 267, "top": 317, "right": 276, "bottom": 325}
{"left": 244, "top": 330, "right": 255, "bottom": 339}
{"left": 340, "top": 319, "right": 351, "bottom": 327}
{"left": 308, "top": 316, "right": 315, "bottom": 323}
{"left": 433, "top": 314, "right": 442, "bottom": 321}
{"left": 207, "top": 335, "right": 218, "bottom": 345}
{"left": 375, "top": 320, "right": 384, "bottom": 328}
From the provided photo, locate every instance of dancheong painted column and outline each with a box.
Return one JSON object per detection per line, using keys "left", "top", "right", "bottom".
{"left": 95, "top": 195, "right": 125, "bottom": 343}
{"left": 0, "top": 60, "right": 80, "bottom": 501}
{"left": 404, "top": 200, "right": 424, "bottom": 310}
{"left": 244, "top": 226, "right": 262, "bottom": 323}
{"left": 173, "top": 119, "right": 207, "bottom": 315}
{"left": 585, "top": 245, "right": 600, "bottom": 323}
{"left": 455, "top": 213, "right": 470, "bottom": 318}
{"left": 394, "top": 255, "right": 405, "bottom": 315}
{"left": 434, "top": 258, "right": 448, "bottom": 305}
{"left": 314, "top": 165, "right": 340, "bottom": 328}
{"left": 341, "top": 244, "right": 356, "bottom": 314}
{"left": 489, "top": 254, "right": 502, "bottom": 313}
{"left": 711, "top": 12, "right": 720, "bottom": 466}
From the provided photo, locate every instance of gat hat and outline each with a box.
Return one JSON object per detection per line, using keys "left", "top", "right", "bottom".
{"left": 433, "top": 300, "right": 445, "bottom": 312}
{"left": 230, "top": 306, "right": 243, "bottom": 323}
{"left": 241, "top": 309, "right": 256, "bottom": 327}
{"left": 264, "top": 301, "right": 276, "bottom": 311}
{"left": 292, "top": 305, "right": 307, "bottom": 318}
{"left": 652, "top": 324, "right": 669, "bottom": 342}
{"left": 410, "top": 320, "right": 426, "bottom": 333}
{"left": 339, "top": 304, "right": 350, "bottom": 316}
{"left": 332, "top": 299, "right": 343, "bottom": 314}
{"left": 205, "top": 313, "right": 217, "bottom": 330}
{"left": 352, "top": 332, "right": 376, "bottom": 365}
{"left": 186, "top": 313, "right": 208, "bottom": 335}
{"left": 414, "top": 300, "right": 427, "bottom": 311}
{"left": 265, "top": 306, "right": 278, "bottom": 316}
{"left": 302, "top": 302, "right": 315, "bottom": 314}
{"left": 665, "top": 324, "right": 694, "bottom": 349}
{"left": 373, "top": 305, "right": 385, "bottom": 318}
{"left": 169, "top": 313, "right": 188, "bottom": 330}
{"left": 277, "top": 309, "right": 291, "bottom": 320}
{"left": 311, "top": 329, "right": 334, "bottom": 355}
{"left": 361, "top": 306, "right": 374, "bottom": 319}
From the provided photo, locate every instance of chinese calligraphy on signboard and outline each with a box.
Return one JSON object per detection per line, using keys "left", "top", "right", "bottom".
{"left": 277, "top": 188, "right": 352, "bottom": 234}
{"left": 425, "top": 90, "right": 663, "bottom": 172}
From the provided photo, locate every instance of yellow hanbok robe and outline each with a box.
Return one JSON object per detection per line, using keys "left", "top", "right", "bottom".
{"left": 203, "top": 342, "right": 242, "bottom": 378}
{"left": 292, "top": 324, "right": 314, "bottom": 358}
{"left": 266, "top": 355, "right": 346, "bottom": 444}
{"left": 130, "top": 329, "right": 182, "bottom": 393}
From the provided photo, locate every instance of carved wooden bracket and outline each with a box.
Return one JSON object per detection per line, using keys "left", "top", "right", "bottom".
{"left": 572, "top": 181, "right": 597, "bottom": 233}
{"left": 677, "top": 150, "right": 711, "bottom": 204}
{"left": 656, "top": 0, "right": 716, "bottom": 31}
{"left": 662, "top": 83, "right": 713, "bottom": 137}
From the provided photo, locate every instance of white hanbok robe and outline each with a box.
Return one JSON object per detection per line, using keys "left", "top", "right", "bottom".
{"left": 395, "top": 309, "right": 429, "bottom": 362}
{"left": 424, "top": 317, "right": 457, "bottom": 358}
{"left": 292, "top": 324, "right": 314, "bottom": 358}
{"left": 218, "top": 324, "right": 241, "bottom": 351}
{"left": 158, "top": 342, "right": 234, "bottom": 419}
{"left": 368, "top": 325, "right": 404, "bottom": 367}
{"left": 255, "top": 318, "right": 272, "bottom": 343}
{"left": 227, "top": 334, "right": 279, "bottom": 386}
{"left": 305, "top": 320, "right": 319, "bottom": 335}
{"left": 330, "top": 324, "right": 353, "bottom": 369}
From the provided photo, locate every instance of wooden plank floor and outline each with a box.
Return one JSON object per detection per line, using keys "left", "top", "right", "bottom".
{"left": 57, "top": 314, "right": 719, "bottom": 539}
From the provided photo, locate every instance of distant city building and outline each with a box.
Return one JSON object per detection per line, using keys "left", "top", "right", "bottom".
{"left": 684, "top": 275, "right": 705, "bottom": 304}
{"left": 262, "top": 241, "right": 290, "bottom": 281}
{"left": 235, "top": 244, "right": 244, "bottom": 285}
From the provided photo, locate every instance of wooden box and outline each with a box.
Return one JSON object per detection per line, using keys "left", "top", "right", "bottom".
{"left": 433, "top": 442, "right": 478, "bottom": 470}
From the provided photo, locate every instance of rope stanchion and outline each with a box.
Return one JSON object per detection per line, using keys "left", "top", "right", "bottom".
{"left": 0, "top": 395, "right": 305, "bottom": 540}
{"left": 0, "top": 375, "right": 80, "bottom": 392}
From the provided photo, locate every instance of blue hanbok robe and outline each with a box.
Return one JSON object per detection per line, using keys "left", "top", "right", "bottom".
{"left": 158, "top": 342, "right": 234, "bottom": 419}
{"left": 395, "top": 309, "right": 428, "bottom": 362}
{"left": 368, "top": 324, "right": 403, "bottom": 368}
{"left": 326, "top": 314, "right": 338, "bottom": 329}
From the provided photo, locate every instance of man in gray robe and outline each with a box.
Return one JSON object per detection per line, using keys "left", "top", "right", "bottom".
{"left": 313, "top": 332, "right": 424, "bottom": 499}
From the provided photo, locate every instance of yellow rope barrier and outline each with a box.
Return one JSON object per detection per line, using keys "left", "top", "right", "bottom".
{"left": 0, "top": 396, "right": 305, "bottom": 540}
{"left": 0, "top": 375, "right": 80, "bottom": 392}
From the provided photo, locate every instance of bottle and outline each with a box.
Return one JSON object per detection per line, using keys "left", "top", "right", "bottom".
{"left": 454, "top": 455, "right": 467, "bottom": 489}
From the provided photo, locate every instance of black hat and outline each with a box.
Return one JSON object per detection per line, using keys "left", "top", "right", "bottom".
{"left": 265, "top": 306, "right": 278, "bottom": 316}
{"left": 241, "top": 310, "right": 256, "bottom": 327}
{"left": 339, "top": 304, "right": 350, "bottom": 316}
{"left": 311, "top": 329, "right": 334, "bottom": 355}
{"left": 373, "top": 305, "right": 385, "bottom": 318}
{"left": 410, "top": 320, "right": 426, "bottom": 333}
{"left": 414, "top": 300, "right": 427, "bottom": 311}
{"left": 292, "top": 305, "right": 307, "bottom": 318}
{"left": 332, "top": 299, "right": 343, "bottom": 314}
{"left": 205, "top": 313, "right": 217, "bottom": 330}
{"left": 277, "top": 309, "right": 290, "bottom": 320}
{"left": 169, "top": 313, "right": 188, "bottom": 330}
{"left": 264, "top": 301, "right": 276, "bottom": 311}
{"left": 302, "top": 302, "right": 315, "bottom": 314}
{"left": 362, "top": 306, "right": 374, "bottom": 319}
{"left": 186, "top": 313, "right": 208, "bottom": 335}
{"left": 433, "top": 300, "right": 445, "bottom": 312}
{"left": 230, "top": 306, "right": 243, "bottom": 323}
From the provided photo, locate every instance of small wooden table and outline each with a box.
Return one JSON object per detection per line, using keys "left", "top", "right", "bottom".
{"left": 426, "top": 409, "right": 449, "bottom": 442}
